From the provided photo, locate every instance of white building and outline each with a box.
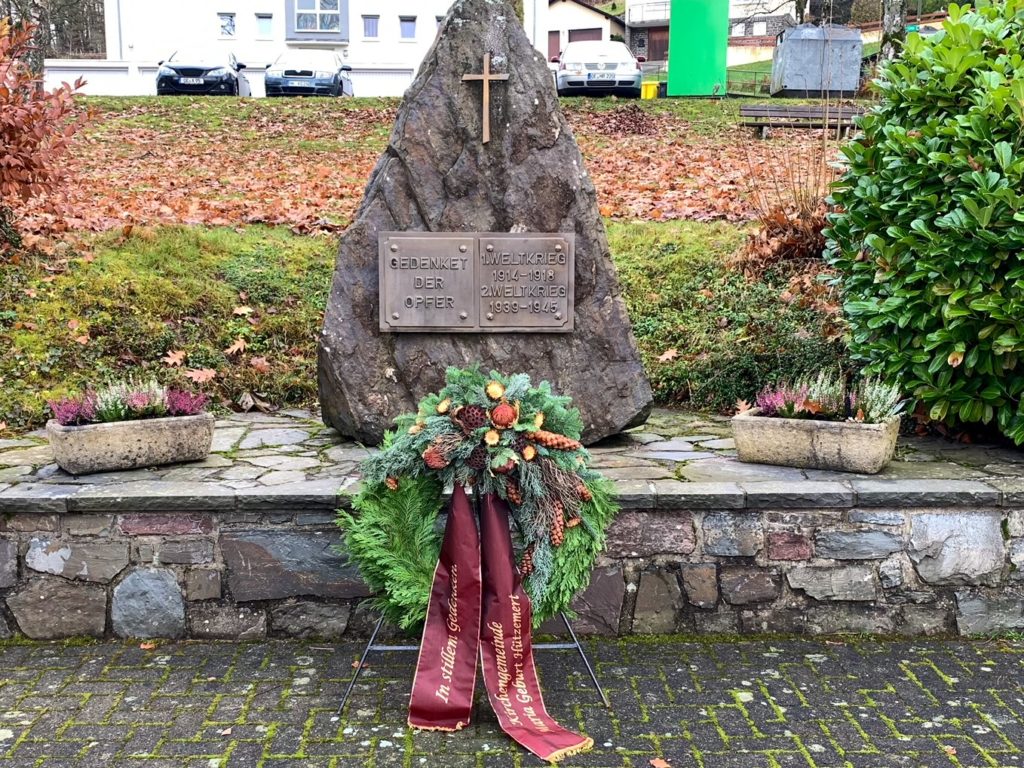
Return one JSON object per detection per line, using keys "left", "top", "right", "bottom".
{"left": 624, "top": 0, "right": 796, "bottom": 62}
{"left": 45, "top": 0, "right": 551, "bottom": 98}
{"left": 546, "top": 0, "right": 626, "bottom": 60}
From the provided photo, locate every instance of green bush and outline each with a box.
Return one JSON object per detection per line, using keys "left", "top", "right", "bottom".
{"left": 825, "top": 1, "right": 1024, "bottom": 442}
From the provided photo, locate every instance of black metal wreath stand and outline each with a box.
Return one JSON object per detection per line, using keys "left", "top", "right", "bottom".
{"left": 337, "top": 611, "right": 610, "bottom": 714}
{"left": 338, "top": 486, "right": 611, "bottom": 715}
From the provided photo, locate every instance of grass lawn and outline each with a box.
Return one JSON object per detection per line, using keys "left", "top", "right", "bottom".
{"left": 1, "top": 94, "right": 850, "bottom": 432}
{"left": 594, "top": 1, "right": 624, "bottom": 14}
{"left": 0, "top": 220, "right": 845, "bottom": 431}
{"left": 0, "top": 227, "right": 334, "bottom": 430}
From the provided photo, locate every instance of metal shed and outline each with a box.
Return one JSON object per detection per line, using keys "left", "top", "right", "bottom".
{"left": 770, "top": 24, "right": 863, "bottom": 98}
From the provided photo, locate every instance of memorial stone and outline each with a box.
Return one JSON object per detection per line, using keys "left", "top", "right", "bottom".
{"left": 318, "top": 0, "right": 652, "bottom": 445}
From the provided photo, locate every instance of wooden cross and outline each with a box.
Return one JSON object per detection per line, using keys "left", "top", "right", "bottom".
{"left": 462, "top": 52, "right": 509, "bottom": 145}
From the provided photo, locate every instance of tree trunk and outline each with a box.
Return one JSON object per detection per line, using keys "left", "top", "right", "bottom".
{"left": 881, "top": 0, "right": 907, "bottom": 62}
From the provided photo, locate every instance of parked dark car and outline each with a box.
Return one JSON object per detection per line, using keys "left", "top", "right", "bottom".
{"left": 265, "top": 50, "right": 353, "bottom": 97}
{"left": 157, "top": 49, "right": 251, "bottom": 96}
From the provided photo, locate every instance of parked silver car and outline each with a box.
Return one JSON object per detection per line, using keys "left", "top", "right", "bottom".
{"left": 554, "top": 41, "right": 643, "bottom": 98}
{"left": 265, "top": 50, "right": 354, "bottom": 97}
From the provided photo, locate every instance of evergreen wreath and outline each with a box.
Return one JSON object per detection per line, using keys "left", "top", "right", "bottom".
{"left": 339, "top": 366, "right": 618, "bottom": 630}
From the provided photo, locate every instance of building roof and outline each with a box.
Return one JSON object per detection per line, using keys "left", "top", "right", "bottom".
{"left": 549, "top": 0, "right": 625, "bottom": 23}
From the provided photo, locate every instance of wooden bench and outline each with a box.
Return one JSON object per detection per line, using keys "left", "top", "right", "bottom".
{"left": 739, "top": 104, "right": 866, "bottom": 138}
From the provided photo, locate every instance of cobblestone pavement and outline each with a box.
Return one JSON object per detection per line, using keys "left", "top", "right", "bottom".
{"left": 2, "top": 637, "right": 1024, "bottom": 768}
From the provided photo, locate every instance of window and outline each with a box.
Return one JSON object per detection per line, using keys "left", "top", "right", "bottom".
{"left": 218, "top": 12, "right": 236, "bottom": 38}
{"left": 296, "top": 0, "right": 341, "bottom": 33}
{"left": 363, "top": 15, "right": 379, "bottom": 39}
{"left": 256, "top": 14, "right": 273, "bottom": 39}
{"left": 400, "top": 16, "right": 417, "bottom": 40}
{"left": 731, "top": 23, "right": 745, "bottom": 36}
{"left": 752, "top": 20, "right": 767, "bottom": 35}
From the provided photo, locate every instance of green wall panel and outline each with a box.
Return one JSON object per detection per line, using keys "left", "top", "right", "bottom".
{"left": 667, "top": 0, "right": 729, "bottom": 96}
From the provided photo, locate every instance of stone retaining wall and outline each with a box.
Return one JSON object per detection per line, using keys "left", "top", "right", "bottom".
{"left": 1, "top": 479, "right": 1023, "bottom": 640}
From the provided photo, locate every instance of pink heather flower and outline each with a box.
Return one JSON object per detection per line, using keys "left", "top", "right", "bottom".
{"left": 48, "top": 393, "right": 97, "bottom": 426}
{"left": 125, "top": 391, "right": 152, "bottom": 411}
{"left": 165, "top": 389, "right": 209, "bottom": 417}
{"left": 755, "top": 384, "right": 808, "bottom": 416}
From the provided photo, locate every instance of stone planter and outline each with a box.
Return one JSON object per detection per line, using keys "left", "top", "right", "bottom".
{"left": 732, "top": 409, "right": 899, "bottom": 474}
{"left": 47, "top": 414, "right": 215, "bottom": 475}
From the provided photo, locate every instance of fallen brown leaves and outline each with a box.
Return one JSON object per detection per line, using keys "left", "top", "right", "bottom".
{"left": 224, "top": 337, "right": 248, "bottom": 357}
{"left": 13, "top": 99, "right": 821, "bottom": 236}
{"left": 568, "top": 104, "right": 823, "bottom": 223}
{"left": 249, "top": 356, "right": 271, "bottom": 374}
{"left": 657, "top": 348, "right": 679, "bottom": 363}
{"left": 185, "top": 368, "right": 217, "bottom": 384}
{"left": 161, "top": 350, "right": 186, "bottom": 367}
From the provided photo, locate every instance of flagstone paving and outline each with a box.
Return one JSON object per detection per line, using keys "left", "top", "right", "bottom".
{"left": 1, "top": 635, "right": 1024, "bottom": 767}
{"left": 2, "top": 408, "right": 1023, "bottom": 503}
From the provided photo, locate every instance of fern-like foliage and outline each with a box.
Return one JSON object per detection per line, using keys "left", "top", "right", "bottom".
{"left": 338, "top": 475, "right": 443, "bottom": 630}
{"left": 529, "top": 477, "right": 617, "bottom": 622}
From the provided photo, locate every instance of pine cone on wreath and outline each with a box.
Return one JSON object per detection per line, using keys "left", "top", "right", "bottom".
{"left": 386, "top": 477, "right": 400, "bottom": 491}
{"left": 456, "top": 404, "right": 488, "bottom": 432}
{"left": 467, "top": 444, "right": 489, "bottom": 471}
{"left": 527, "top": 430, "right": 583, "bottom": 452}
{"left": 505, "top": 478, "right": 523, "bottom": 506}
{"left": 577, "top": 479, "right": 593, "bottom": 503}
{"left": 519, "top": 544, "right": 535, "bottom": 577}
{"left": 511, "top": 433, "right": 527, "bottom": 452}
{"left": 566, "top": 510, "right": 582, "bottom": 529}
{"left": 423, "top": 445, "right": 448, "bottom": 470}
{"left": 551, "top": 500, "right": 566, "bottom": 547}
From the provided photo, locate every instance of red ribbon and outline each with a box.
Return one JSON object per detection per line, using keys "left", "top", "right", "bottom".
{"left": 408, "top": 486, "right": 593, "bottom": 763}
{"left": 408, "top": 484, "right": 480, "bottom": 731}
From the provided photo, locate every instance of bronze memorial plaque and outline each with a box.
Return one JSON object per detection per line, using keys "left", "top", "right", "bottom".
{"left": 379, "top": 232, "right": 575, "bottom": 333}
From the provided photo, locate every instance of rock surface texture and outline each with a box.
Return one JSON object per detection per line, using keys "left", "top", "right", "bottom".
{"left": 7, "top": 578, "right": 107, "bottom": 639}
{"left": 111, "top": 568, "right": 185, "bottom": 639}
{"left": 317, "top": 0, "right": 652, "bottom": 445}
{"left": 5, "top": 410, "right": 1024, "bottom": 639}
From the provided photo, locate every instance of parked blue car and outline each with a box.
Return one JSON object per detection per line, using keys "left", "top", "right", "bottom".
{"left": 265, "top": 50, "right": 354, "bottom": 97}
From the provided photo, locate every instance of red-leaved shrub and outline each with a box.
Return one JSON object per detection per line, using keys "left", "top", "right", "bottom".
{"left": 0, "top": 19, "right": 86, "bottom": 215}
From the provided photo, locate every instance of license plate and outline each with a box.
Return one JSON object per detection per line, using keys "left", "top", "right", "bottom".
{"left": 179, "top": 77, "right": 204, "bottom": 85}
{"left": 288, "top": 80, "right": 307, "bottom": 87}
{"left": 588, "top": 72, "right": 615, "bottom": 81}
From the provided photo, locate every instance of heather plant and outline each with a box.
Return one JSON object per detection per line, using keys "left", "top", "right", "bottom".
{"left": 825, "top": 1, "right": 1024, "bottom": 443}
{"left": 752, "top": 371, "right": 903, "bottom": 424}
{"left": 851, "top": 378, "right": 904, "bottom": 424}
{"left": 755, "top": 382, "right": 810, "bottom": 419}
{"left": 47, "top": 393, "right": 96, "bottom": 427}
{"left": 49, "top": 379, "right": 208, "bottom": 426}
{"left": 166, "top": 389, "right": 210, "bottom": 417}
{"left": 804, "top": 369, "right": 846, "bottom": 414}
{"left": 95, "top": 379, "right": 166, "bottom": 422}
